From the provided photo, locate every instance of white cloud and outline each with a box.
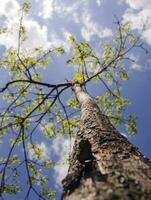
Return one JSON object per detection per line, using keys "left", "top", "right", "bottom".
{"left": 142, "top": 27, "right": 151, "bottom": 45}
{"left": 128, "top": 53, "right": 151, "bottom": 71}
{"left": 0, "top": 0, "right": 20, "bottom": 20}
{"left": 122, "top": 0, "right": 151, "bottom": 45}
{"left": 128, "top": 53, "right": 142, "bottom": 71}
{"left": 0, "top": 0, "right": 19, "bottom": 49}
{"left": 23, "top": 19, "right": 50, "bottom": 50}
{"left": 131, "top": 59, "right": 151, "bottom": 71}
{"left": 0, "top": 0, "right": 113, "bottom": 51}
{"left": 53, "top": 162, "right": 68, "bottom": 188}
{"left": 81, "top": 10, "right": 112, "bottom": 41}
{"left": 54, "top": 1, "right": 80, "bottom": 18}
{"left": 129, "top": 53, "right": 139, "bottom": 62}
{"left": 35, "top": 0, "right": 112, "bottom": 42}
{"left": 0, "top": 17, "right": 50, "bottom": 50}
{"left": 63, "top": 31, "right": 72, "bottom": 41}
{"left": 48, "top": 31, "right": 71, "bottom": 52}
{"left": 96, "top": 0, "right": 102, "bottom": 7}
{"left": 131, "top": 63, "right": 142, "bottom": 71}
{"left": 36, "top": 0, "right": 81, "bottom": 22}
{"left": 0, "top": 30, "right": 18, "bottom": 49}
{"left": 51, "top": 1, "right": 111, "bottom": 42}
{"left": 50, "top": 136, "right": 74, "bottom": 187}
{"left": 49, "top": 1, "right": 87, "bottom": 25}
{"left": 37, "top": 0, "right": 54, "bottom": 19}
{"left": 27, "top": 136, "right": 75, "bottom": 187}
{"left": 0, "top": 1, "right": 51, "bottom": 50}
{"left": 0, "top": 1, "right": 77, "bottom": 51}
{"left": 123, "top": 8, "right": 151, "bottom": 30}
{"left": 124, "top": 0, "right": 151, "bottom": 10}
{"left": 145, "top": 59, "right": 151, "bottom": 70}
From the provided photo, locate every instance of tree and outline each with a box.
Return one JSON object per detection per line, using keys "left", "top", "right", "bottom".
{"left": 0, "top": 2, "right": 150, "bottom": 200}
{"left": 62, "top": 84, "right": 151, "bottom": 200}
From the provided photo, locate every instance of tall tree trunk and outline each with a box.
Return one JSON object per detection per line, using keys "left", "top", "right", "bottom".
{"left": 61, "top": 84, "right": 151, "bottom": 200}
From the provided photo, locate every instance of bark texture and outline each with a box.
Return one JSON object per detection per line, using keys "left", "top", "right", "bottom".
{"left": 62, "top": 84, "right": 151, "bottom": 200}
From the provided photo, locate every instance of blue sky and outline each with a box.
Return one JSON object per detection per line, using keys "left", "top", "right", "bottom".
{"left": 0, "top": 0, "right": 151, "bottom": 199}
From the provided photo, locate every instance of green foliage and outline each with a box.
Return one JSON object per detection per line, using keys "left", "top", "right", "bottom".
{"left": 41, "top": 123, "right": 56, "bottom": 138}
{"left": 0, "top": 27, "right": 7, "bottom": 34}
{"left": 126, "top": 114, "right": 137, "bottom": 135}
{"left": 40, "top": 188, "right": 56, "bottom": 200}
{"left": 120, "top": 70, "right": 129, "bottom": 81}
{"left": 53, "top": 47, "right": 65, "bottom": 55}
{"left": 3, "top": 184, "right": 21, "bottom": 195}
{"left": 96, "top": 90, "right": 137, "bottom": 135}
{"left": 67, "top": 98, "right": 79, "bottom": 109}
{"left": 68, "top": 40, "right": 93, "bottom": 65}
{"left": 21, "top": 1, "right": 31, "bottom": 13}
{"left": 0, "top": 2, "right": 142, "bottom": 199}
{"left": 74, "top": 71, "right": 88, "bottom": 82}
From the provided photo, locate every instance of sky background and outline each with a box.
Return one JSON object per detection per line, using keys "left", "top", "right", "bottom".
{"left": 0, "top": 0, "right": 151, "bottom": 199}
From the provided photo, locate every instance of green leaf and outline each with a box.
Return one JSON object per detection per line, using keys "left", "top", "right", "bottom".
{"left": 120, "top": 71, "right": 129, "bottom": 81}
{"left": 40, "top": 188, "right": 56, "bottom": 200}
{"left": 126, "top": 114, "right": 137, "bottom": 135}
{"left": 41, "top": 123, "right": 55, "bottom": 138}
{"left": 3, "top": 184, "right": 21, "bottom": 195}
{"left": 54, "top": 47, "right": 65, "bottom": 55}
{"left": 69, "top": 35, "right": 76, "bottom": 44}
{"left": 21, "top": 1, "right": 31, "bottom": 13}
{"left": 74, "top": 71, "right": 88, "bottom": 82}
{"left": 67, "top": 98, "right": 79, "bottom": 109}
{"left": 74, "top": 71, "right": 83, "bottom": 81}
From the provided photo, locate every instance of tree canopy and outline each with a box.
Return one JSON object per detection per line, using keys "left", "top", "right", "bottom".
{"left": 0, "top": 2, "right": 148, "bottom": 200}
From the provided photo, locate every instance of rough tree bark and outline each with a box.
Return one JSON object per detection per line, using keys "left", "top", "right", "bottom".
{"left": 62, "top": 84, "right": 151, "bottom": 200}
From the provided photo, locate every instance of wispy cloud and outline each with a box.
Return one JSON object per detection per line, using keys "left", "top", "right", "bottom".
{"left": 122, "top": 0, "right": 151, "bottom": 45}
{"left": 0, "top": 0, "right": 20, "bottom": 20}
{"left": 37, "top": 0, "right": 54, "bottom": 19}
{"left": 50, "top": 136, "right": 74, "bottom": 188}
{"left": 27, "top": 135, "right": 75, "bottom": 187}
{"left": 0, "top": 1, "right": 51, "bottom": 50}
{"left": 123, "top": 0, "right": 151, "bottom": 10}
{"left": 0, "top": 0, "right": 113, "bottom": 52}
{"left": 131, "top": 63, "right": 142, "bottom": 71}
{"left": 80, "top": 9, "right": 112, "bottom": 41}
{"left": 96, "top": 0, "right": 102, "bottom": 7}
